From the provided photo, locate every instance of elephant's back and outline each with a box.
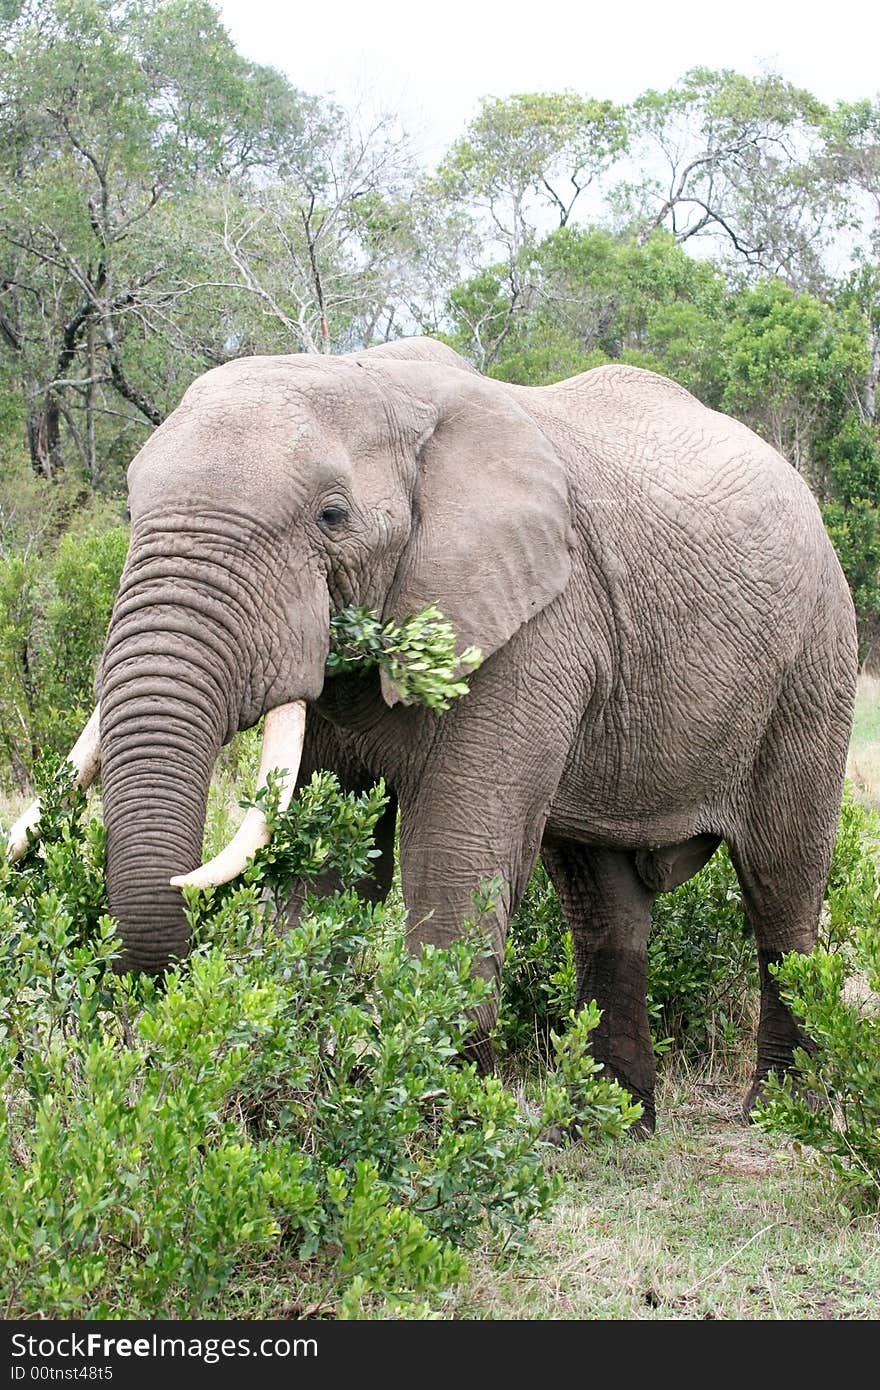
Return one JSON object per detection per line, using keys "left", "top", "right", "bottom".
{"left": 521, "top": 364, "right": 803, "bottom": 491}
{"left": 512, "top": 362, "right": 835, "bottom": 578}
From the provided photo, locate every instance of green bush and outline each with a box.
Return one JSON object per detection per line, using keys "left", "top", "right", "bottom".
{"left": 753, "top": 925, "right": 880, "bottom": 1210}
{"left": 0, "top": 758, "right": 638, "bottom": 1319}
{"left": 0, "top": 524, "right": 128, "bottom": 792}
{"left": 821, "top": 790, "right": 880, "bottom": 951}
{"left": 0, "top": 552, "right": 41, "bottom": 792}
{"left": 646, "top": 845, "right": 756, "bottom": 1062}
{"left": 39, "top": 528, "right": 130, "bottom": 751}
{"left": 496, "top": 863, "right": 575, "bottom": 1058}
{"left": 818, "top": 412, "right": 880, "bottom": 650}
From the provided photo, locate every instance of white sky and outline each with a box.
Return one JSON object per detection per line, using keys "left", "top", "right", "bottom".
{"left": 218, "top": 0, "right": 880, "bottom": 163}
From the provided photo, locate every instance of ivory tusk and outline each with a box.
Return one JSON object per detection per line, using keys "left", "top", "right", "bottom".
{"left": 5, "top": 703, "right": 102, "bottom": 863}
{"left": 170, "top": 700, "right": 306, "bottom": 891}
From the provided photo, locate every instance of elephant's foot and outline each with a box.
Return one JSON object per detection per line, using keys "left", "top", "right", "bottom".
{"left": 461, "top": 1028, "right": 496, "bottom": 1076}
{"left": 564, "top": 1049, "right": 657, "bottom": 1137}
{"left": 595, "top": 1061, "right": 657, "bottom": 1137}
{"left": 743, "top": 1068, "right": 771, "bottom": 1122}
{"left": 628, "top": 1102, "right": 657, "bottom": 1138}
{"left": 574, "top": 946, "right": 657, "bottom": 1136}
{"left": 540, "top": 1105, "right": 655, "bottom": 1148}
{"left": 743, "top": 1060, "right": 819, "bottom": 1125}
{"left": 539, "top": 1120, "right": 576, "bottom": 1147}
{"left": 540, "top": 1055, "right": 657, "bottom": 1146}
{"left": 746, "top": 957, "right": 819, "bottom": 1122}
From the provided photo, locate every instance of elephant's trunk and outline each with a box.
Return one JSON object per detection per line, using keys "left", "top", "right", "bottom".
{"left": 16, "top": 506, "right": 330, "bottom": 973}
{"left": 101, "top": 693, "right": 222, "bottom": 971}
{"left": 100, "top": 639, "right": 234, "bottom": 971}
{"left": 98, "top": 540, "right": 251, "bottom": 972}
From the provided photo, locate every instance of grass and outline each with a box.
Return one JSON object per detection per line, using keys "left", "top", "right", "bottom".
{"left": 847, "top": 673, "right": 880, "bottom": 809}
{"left": 456, "top": 1069, "right": 880, "bottom": 1320}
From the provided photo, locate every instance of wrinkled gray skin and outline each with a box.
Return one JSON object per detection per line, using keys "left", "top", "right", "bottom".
{"left": 99, "top": 337, "right": 858, "bottom": 1129}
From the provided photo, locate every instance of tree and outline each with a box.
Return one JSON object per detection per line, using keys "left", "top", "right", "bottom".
{"left": 0, "top": 0, "right": 314, "bottom": 483}
{"left": 434, "top": 93, "right": 628, "bottom": 368}
{"left": 718, "top": 279, "right": 868, "bottom": 479}
{"left": 438, "top": 93, "right": 628, "bottom": 245}
{"left": 620, "top": 69, "right": 838, "bottom": 289}
{"left": 818, "top": 412, "right": 880, "bottom": 659}
{"left": 823, "top": 100, "right": 880, "bottom": 248}
{"left": 717, "top": 278, "right": 879, "bottom": 648}
{"left": 216, "top": 101, "right": 423, "bottom": 354}
{"left": 822, "top": 102, "right": 880, "bottom": 424}
{"left": 448, "top": 226, "right": 728, "bottom": 397}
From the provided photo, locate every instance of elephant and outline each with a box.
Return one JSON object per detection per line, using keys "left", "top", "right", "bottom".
{"left": 7, "top": 335, "right": 858, "bottom": 1131}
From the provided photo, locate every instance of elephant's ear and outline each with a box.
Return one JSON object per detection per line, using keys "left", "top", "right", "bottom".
{"left": 380, "top": 372, "right": 575, "bottom": 707}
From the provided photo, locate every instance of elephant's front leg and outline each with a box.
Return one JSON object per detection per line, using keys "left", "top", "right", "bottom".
{"left": 396, "top": 770, "right": 553, "bottom": 1074}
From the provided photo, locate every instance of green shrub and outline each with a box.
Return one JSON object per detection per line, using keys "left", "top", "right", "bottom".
{"left": 0, "top": 525, "right": 128, "bottom": 792}
{"left": 38, "top": 528, "right": 130, "bottom": 752}
{"left": 548, "top": 1003, "right": 644, "bottom": 1140}
{"left": 646, "top": 845, "right": 756, "bottom": 1062}
{"left": 753, "top": 925, "right": 880, "bottom": 1210}
{"left": 0, "top": 552, "right": 41, "bottom": 792}
{"left": 0, "top": 757, "right": 638, "bottom": 1319}
{"left": 821, "top": 790, "right": 880, "bottom": 950}
{"left": 496, "top": 863, "right": 575, "bottom": 1058}
{"left": 818, "top": 412, "right": 880, "bottom": 650}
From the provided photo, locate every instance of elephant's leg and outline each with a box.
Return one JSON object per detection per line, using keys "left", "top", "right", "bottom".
{"left": 727, "top": 821, "right": 831, "bottom": 1117}
{"left": 542, "top": 840, "right": 658, "bottom": 1131}
{"left": 397, "top": 784, "right": 550, "bottom": 1075}
{"left": 728, "top": 838, "right": 824, "bottom": 1119}
{"left": 728, "top": 660, "right": 852, "bottom": 1118}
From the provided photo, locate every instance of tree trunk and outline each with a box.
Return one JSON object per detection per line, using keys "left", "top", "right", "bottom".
{"left": 863, "top": 325, "right": 880, "bottom": 425}
{"left": 26, "top": 392, "right": 62, "bottom": 480}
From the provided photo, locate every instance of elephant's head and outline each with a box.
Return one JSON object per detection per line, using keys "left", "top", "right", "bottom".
{"left": 14, "top": 340, "right": 574, "bottom": 971}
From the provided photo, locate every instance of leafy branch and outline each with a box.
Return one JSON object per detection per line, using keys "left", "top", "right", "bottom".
{"left": 326, "top": 605, "right": 482, "bottom": 711}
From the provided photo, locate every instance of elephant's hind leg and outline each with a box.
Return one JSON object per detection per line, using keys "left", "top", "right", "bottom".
{"left": 728, "top": 650, "right": 854, "bottom": 1118}
{"left": 542, "top": 840, "right": 658, "bottom": 1131}
{"left": 727, "top": 832, "right": 824, "bottom": 1120}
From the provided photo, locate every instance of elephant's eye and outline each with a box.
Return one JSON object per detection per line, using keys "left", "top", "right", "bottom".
{"left": 317, "top": 505, "right": 349, "bottom": 533}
